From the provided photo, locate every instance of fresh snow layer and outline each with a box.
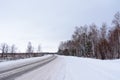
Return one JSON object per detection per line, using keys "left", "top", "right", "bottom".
{"left": 0, "top": 55, "right": 51, "bottom": 73}
{"left": 15, "top": 56, "right": 120, "bottom": 80}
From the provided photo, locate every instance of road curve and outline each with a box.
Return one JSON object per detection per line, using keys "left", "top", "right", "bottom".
{"left": 0, "top": 55, "right": 57, "bottom": 80}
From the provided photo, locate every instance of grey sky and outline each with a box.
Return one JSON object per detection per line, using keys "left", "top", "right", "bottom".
{"left": 0, "top": 0, "right": 119, "bottom": 52}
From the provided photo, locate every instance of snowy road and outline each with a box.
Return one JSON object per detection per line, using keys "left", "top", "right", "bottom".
{"left": 0, "top": 55, "right": 120, "bottom": 80}
{"left": 0, "top": 55, "right": 56, "bottom": 80}
{"left": 15, "top": 56, "right": 120, "bottom": 80}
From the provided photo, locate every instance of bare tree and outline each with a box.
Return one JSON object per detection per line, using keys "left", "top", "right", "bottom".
{"left": 26, "top": 42, "right": 34, "bottom": 53}
{"left": 108, "top": 12, "right": 120, "bottom": 58}
{"left": 10, "top": 44, "right": 17, "bottom": 53}
{"left": 9, "top": 44, "right": 17, "bottom": 59}
{"left": 112, "top": 12, "right": 120, "bottom": 28}
{"left": 0, "top": 43, "right": 9, "bottom": 58}
{"left": 1, "top": 43, "right": 9, "bottom": 53}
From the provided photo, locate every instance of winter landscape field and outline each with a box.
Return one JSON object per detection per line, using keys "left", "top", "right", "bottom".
{"left": 0, "top": 55, "right": 120, "bottom": 80}
{"left": 0, "top": 0, "right": 120, "bottom": 80}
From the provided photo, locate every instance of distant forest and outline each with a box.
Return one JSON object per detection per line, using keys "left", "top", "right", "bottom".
{"left": 58, "top": 12, "right": 120, "bottom": 60}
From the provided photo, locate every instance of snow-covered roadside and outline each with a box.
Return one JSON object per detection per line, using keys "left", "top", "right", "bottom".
{"left": 0, "top": 60, "right": 5, "bottom": 62}
{"left": 15, "top": 55, "right": 120, "bottom": 80}
{"left": 0, "top": 55, "right": 52, "bottom": 73}
{"left": 65, "top": 56, "right": 120, "bottom": 80}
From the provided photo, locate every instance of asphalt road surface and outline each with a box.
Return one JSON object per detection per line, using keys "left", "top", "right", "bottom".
{"left": 0, "top": 55, "right": 57, "bottom": 80}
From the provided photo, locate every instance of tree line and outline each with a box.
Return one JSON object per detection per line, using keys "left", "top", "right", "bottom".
{"left": 0, "top": 42, "right": 41, "bottom": 59}
{"left": 0, "top": 42, "right": 41, "bottom": 54}
{"left": 58, "top": 12, "right": 120, "bottom": 59}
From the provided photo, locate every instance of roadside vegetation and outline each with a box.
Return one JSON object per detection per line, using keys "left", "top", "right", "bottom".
{"left": 58, "top": 12, "right": 120, "bottom": 60}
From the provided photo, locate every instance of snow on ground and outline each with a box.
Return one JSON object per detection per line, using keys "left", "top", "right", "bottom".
{"left": 15, "top": 55, "right": 120, "bottom": 80}
{"left": 0, "top": 55, "right": 51, "bottom": 73}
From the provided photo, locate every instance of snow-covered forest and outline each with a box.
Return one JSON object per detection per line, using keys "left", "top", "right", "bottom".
{"left": 58, "top": 12, "right": 120, "bottom": 59}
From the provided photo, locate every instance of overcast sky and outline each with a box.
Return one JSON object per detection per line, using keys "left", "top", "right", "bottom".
{"left": 0, "top": 0, "right": 120, "bottom": 52}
